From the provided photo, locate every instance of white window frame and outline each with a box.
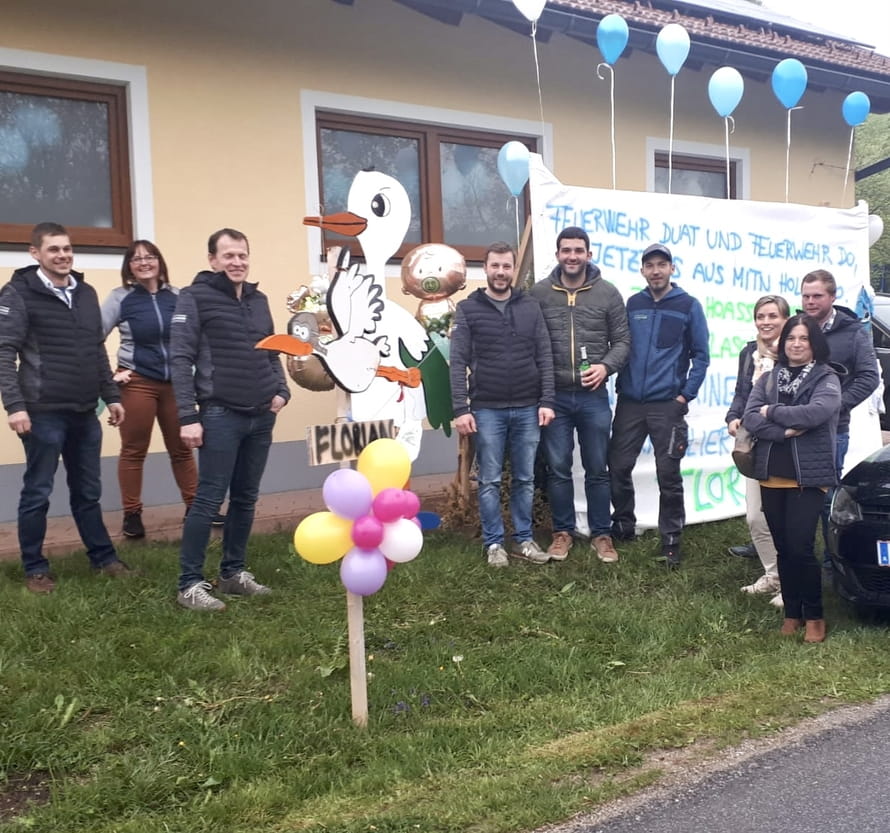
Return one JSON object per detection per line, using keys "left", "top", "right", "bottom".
{"left": 0, "top": 47, "right": 154, "bottom": 270}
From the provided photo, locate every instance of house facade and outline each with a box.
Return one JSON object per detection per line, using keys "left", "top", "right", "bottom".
{"left": 1, "top": 0, "right": 889, "bottom": 520}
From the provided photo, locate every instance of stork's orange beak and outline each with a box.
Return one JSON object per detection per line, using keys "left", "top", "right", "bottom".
{"left": 255, "top": 334, "right": 313, "bottom": 356}
{"left": 303, "top": 211, "right": 368, "bottom": 238}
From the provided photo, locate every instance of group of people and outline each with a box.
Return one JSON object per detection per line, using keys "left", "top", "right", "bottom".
{"left": 450, "top": 227, "right": 879, "bottom": 643}
{"left": 450, "top": 226, "right": 709, "bottom": 571}
{"left": 0, "top": 222, "right": 289, "bottom": 611}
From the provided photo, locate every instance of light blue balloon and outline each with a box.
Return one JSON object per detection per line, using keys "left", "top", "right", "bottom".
{"left": 771, "top": 59, "right": 808, "bottom": 109}
{"left": 708, "top": 67, "right": 744, "bottom": 118}
{"left": 497, "top": 141, "right": 530, "bottom": 197}
{"left": 842, "top": 91, "right": 870, "bottom": 126}
{"left": 656, "top": 23, "right": 690, "bottom": 76}
{"left": 596, "top": 14, "right": 629, "bottom": 66}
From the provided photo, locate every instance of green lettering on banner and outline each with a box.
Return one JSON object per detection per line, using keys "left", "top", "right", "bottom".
{"left": 681, "top": 465, "right": 746, "bottom": 512}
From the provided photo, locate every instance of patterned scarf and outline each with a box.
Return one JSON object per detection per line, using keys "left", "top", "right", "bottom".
{"left": 777, "top": 361, "right": 815, "bottom": 397}
{"left": 752, "top": 337, "right": 777, "bottom": 384}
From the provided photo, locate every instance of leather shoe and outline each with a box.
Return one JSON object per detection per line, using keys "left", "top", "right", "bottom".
{"left": 727, "top": 543, "right": 757, "bottom": 559}
{"left": 780, "top": 618, "right": 803, "bottom": 635}
{"left": 804, "top": 619, "right": 826, "bottom": 643}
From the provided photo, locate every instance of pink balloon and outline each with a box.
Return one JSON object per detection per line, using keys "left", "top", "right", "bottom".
{"left": 400, "top": 490, "right": 421, "bottom": 518}
{"left": 351, "top": 514, "right": 384, "bottom": 549}
{"left": 340, "top": 548, "right": 388, "bottom": 596}
{"left": 372, "top": 488, "right": 405, "bottom": 523}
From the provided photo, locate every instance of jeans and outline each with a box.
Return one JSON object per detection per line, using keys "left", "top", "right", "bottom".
{"left": 474, "top": 406, "right": 539, "bottom": 546}
{"left": 117, "top": 373, "right": 197, "bottom": 513}
{"left": 608, "top": 398, "right": 687, "bottom": 545}
{"left": 19, "top": 410, "right": 118, "bottom": 575}
{"left": 761, "top": 485, "right": 825, "bottom": 620}
{"left": 541, "top": 388, "right": 612, "bottom": 536}
{"left": 178, "top": 406, "right": 276, "bottom": 590}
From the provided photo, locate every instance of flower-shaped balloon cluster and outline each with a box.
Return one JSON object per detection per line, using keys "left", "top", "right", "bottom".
{"left": 293, "top": 439, "right": 423, "bottom": 596}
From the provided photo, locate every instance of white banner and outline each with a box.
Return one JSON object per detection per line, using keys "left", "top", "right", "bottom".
{"left": 529, "top": 154, "right": 881, "bottom": 532}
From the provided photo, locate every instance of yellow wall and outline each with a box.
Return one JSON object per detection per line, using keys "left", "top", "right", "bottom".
{"left": 0, "top": 0, "right": 857, "bottom": 472}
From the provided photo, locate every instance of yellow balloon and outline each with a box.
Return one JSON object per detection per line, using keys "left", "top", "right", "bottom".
{"left": 293, "top": 511, "right": 353, "bottom": 564}
{"left": 357, "top": 438, "right": 411, "bottom": 495}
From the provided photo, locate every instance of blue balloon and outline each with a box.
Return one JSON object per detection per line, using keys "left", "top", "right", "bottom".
{"left": 771, "top": 58, "right": 807, "bottom": 109}
{"left": 842, "top": 91, "right": 870, "bottom": 127}
{"left": 656, "top": 24, "right": 690, "bottom": 76}
{"left": 497, "top": 141, "right": 530, "bottom": 197}
{"left": 596, "top": 14, "right": 629, "bottom": 66}
{"left": 708, "top": 67, "right": 744, "bottom": 118}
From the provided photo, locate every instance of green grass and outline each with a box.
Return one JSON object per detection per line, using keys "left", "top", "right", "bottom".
{"left": 2, "top": 519, "right": 890, "bottom": 832}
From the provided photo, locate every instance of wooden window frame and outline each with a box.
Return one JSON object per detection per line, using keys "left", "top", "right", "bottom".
{"left": 654, "top": 151, "right": 738, "bottom": 199}
{"left": 0, "top": 70, "right": 133, "bottom": 248}
{"left": 316, "top": 112, "right": 533, "bottom": 263}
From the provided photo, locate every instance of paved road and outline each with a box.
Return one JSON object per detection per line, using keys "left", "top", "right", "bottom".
{"left": 557, "top": 698, "right": 890, "bottom": 833}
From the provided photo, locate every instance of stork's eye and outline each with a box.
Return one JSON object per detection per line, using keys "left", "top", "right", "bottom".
{"left": 371, "top": 192, "right": 391, "bottom": 218}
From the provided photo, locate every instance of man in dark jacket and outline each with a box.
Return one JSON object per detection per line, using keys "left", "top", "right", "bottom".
{"left": 530, "top": 226, "right": 630, "bottom": 564}
{"left": 450, "top": 242, "right": 555, "bottom": 567}
{"left": 0, "top": 222, "right": 132, "bottom": 593}
{"left": 171, "top": 228, "right": 290, "bottom": 611}
{"left": 609, "top": 243, "right": 710, "bottom": 568}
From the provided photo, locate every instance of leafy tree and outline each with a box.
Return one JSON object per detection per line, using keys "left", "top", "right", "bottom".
{"left": 856, "top": 111, "right": 890, "bottom": 290}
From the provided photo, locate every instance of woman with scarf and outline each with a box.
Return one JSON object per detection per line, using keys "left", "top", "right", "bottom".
{"left": 725, "top": 295, "right": 790, "bottom": 606}
{"left": 743, "top": 314, "right": 842, "bottom": 643}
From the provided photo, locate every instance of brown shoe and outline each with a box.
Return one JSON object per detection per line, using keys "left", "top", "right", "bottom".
{"left": 547, "top": 531, "right": 573, "bottom": 561}
{"left": 98, "top": 560, "right": 138, "bottom": 578}
{"left": 804, "top": 619, "right": 826, "bottom": 643}
{"left": 780, "top": 618, "right": 803, "bottom": 635}
{"left": 25, "top": 573, "right": 56, "bottom": 594}
{"left": 592, "top": 535, "right": 619, "bottom": 563}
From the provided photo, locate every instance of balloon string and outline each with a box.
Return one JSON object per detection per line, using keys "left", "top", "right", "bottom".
{"left": 724, "top": 117, "right": 731, "bottom": 199}
{"left": 596, "top": 63, "right": 617, "bottom": 189}
{"left": 785, "top": 108, "right": 792, "bottom": 203}
{"left": 843, "top": 127, "right": 854, "bottom": 201}
{"left": 668, "top": 76, "right": 676, "bottom": 194}
{"left": 531, "top": 22, "right": 545, "bottom": 132}
{"left": 514, "top": 196, "right": 520, "bottom": 248}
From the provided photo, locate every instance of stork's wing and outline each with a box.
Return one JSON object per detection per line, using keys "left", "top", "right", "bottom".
{"left": 327, "top": 262, "right": 384, "bottom": 340}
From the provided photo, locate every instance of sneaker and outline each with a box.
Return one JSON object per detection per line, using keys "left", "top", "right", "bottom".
{"left": 485, "top": 543, "right": 509, "bottom": 568}
{"left": 217, "top": 570, "right": 271, "bottom": 596}
{"left": 661, "top": 544, "right": 681, "bottom": 569}
{"left": 98, "top": 559, "right": 139, "bottom": 578}
{"left": 611, "top": 524, "right": 636, "bottom": 542}
{"left": 122, "top": 511, "right": 145, "bottom": 539}
{"left": 211, "top": 513, "right": 226, "bottom": 527}
{"left": 741, "top": 574, "right": 780, "bottom": 595}
{"left": 511, "top": 540, "right": 550, "bottom": 564}
{"left": 25, "top": 573, "right": 56, "bottom": 594}
{"left": 592, "top": 535, "right": 619, "bottom": 563}
{"left": 547, "top": 531, "right": 573, "bottom": 561}
{"left": 769, "top": 591, "right": 784, "bottom": 608}
{"left": 727, "top": 543, "right": 757, "bottom": 559}
{"left": 177, "top": 580, "right": 226, "bottom": 611}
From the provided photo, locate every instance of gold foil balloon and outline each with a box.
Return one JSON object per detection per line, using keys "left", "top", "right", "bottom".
{"left": 400, "top": 243, "right": 466, "bottom": 337}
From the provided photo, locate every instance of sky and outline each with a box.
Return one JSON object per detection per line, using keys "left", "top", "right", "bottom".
{"left": 762, "top": 0, "right": 890, "bottom": 57}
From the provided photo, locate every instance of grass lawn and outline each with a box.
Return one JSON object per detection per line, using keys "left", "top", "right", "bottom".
{"left": 2, "top": 517, "right": 890, "bottom": 832}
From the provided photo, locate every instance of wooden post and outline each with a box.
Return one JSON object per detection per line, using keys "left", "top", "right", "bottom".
{"left": 346, "top": 590, "right": 368, "bottom": 728}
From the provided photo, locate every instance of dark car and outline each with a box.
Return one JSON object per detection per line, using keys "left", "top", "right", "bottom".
{"left": 870, "top": 294, "right": 890, "bottom": 430}
{"left": 828, "top": 443, "right": 890, "bottom": 609}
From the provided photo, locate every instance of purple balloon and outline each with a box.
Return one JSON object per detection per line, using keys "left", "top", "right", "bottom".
{"left": 372, "top": 488, "right": 406, "bottom": 523}
{"left": 351, "top": 514, "right": 384, "bottom": 549}
{"left": 340, "top": 548, "right": 388, "bottom": 596}
{"left": 323, "top": 469, "right": 373, "bottom": 520}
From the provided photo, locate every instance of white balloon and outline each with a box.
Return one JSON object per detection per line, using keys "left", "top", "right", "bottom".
{"left": 379, "top": 518, "right": 423, "bottom": 563}
{"left": 512, "top": 0, "right": 547, "bottom": 23}
{"left": 869, "top": 214, "right": 884, "bottom": 247}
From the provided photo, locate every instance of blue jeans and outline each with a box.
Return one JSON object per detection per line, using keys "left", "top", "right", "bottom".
{"left": 19, "top": 410, "right": 117, "bottom": 575}
{"left": 541, "top": 388, "right": 613, "bottom": 537}
{"left": 474, "top": 407, "right": 539, "bottom": 546}
{"left": 178, "top": 406, "right": 276, "bottom": 590}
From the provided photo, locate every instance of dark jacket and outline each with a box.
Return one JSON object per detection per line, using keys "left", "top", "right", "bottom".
{"left": 529, "top": 263, "right": 630, "bottom": 390}
{"left": 743, "top": 362, "right": 841, "bottom": 487}
{"left": 822, "top": 305, "right": 879, "bottom": 433}
{"left": 616, "top": 284, "right": 710, "bottom": 403}
{"left": 170, "top": 270, "right": 290, "bottom": 425}
{"left": 725, "top": 340, "right": 758, "bottom": 424}
{"left": 0, "top": 265, "right": 119, "bottom": 414}
{"left": 102, "top": 283, "right": 180, "bottom": 382}
{"left": 449, "top": 288, "right": 554, "bottom": 416}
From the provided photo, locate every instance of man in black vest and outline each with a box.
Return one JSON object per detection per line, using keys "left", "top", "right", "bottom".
{"left": 171, "top": 228, "right": 290, "bottom": 611}
{"left": 0, "top": 222, "right": 132, "bottom": 593}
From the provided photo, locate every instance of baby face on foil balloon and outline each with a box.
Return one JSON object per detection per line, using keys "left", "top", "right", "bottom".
{"left": 400, "top": 243, "right": 466, "bottom": 336}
